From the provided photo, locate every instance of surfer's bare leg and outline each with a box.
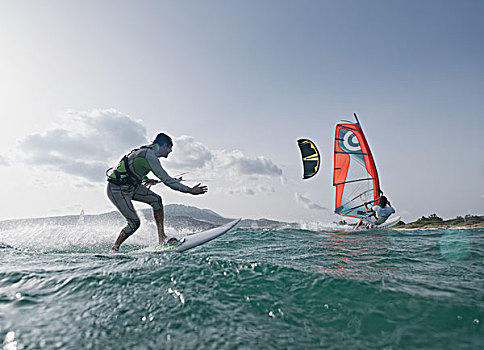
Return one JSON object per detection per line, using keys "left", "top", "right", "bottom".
{"left": 153, "top": 208, "right": 167, "bottom": 244}
{"left": 354, "top": 219, "right": 362, "bottom": 230}
{"left": 110, "top": 229, "right": 129, "bottom": 253}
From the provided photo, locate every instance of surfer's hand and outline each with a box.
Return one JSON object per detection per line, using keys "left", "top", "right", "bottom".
{"left": 189, "top": 183, "right": 208, "bottom": 195}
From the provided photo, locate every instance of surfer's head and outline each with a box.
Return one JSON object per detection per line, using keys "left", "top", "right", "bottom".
{"left": 153, "top": 133, "right": 173, "bottom": 158}
{"left": 379, "top": 196, "right": 388, "bottom": 208}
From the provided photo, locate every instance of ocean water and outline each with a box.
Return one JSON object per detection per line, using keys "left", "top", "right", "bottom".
{"left": 0, "top": 221, "right": 482, "bottom": 349}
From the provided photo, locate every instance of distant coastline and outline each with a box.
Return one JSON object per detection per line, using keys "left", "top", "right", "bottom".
{"left": 393, "top": 214, "right": 484, "bottom": 230}
{"left": 0, "top": 204, "right": 298, "bottom": 232}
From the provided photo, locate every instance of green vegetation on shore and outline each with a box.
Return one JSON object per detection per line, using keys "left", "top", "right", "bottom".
{"left": 394, "top": 214, "right": 484, "bottom": 229}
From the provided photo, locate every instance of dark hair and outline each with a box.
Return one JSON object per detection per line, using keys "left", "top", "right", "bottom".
{"left": 153, "top": 133, "right": 173, "bottom": 147}
{"left": 379, "top": 196, "right": 388, "bottom": 208}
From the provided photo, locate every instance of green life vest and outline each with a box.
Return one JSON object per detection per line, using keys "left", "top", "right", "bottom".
{"left": 107, "top": 146, "right": 152, "bottom": 186}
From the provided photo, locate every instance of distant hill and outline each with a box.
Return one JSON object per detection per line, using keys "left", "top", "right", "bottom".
{"left": 0, "top": 204, "right": 298, "bottom": 232}
{"left": 163, "top": 204, "right": 229, "bottom": 225}
{"left": 393, "top": 214, "right": 484, "bottom": 229}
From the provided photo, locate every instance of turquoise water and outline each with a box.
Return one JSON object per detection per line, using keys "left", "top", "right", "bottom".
{"left": 1, "top": 223, "right": 482, "bottom": 349}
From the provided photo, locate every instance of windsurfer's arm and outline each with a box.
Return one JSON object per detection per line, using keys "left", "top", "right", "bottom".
{"left": 385, "top": 200, "right": 395, "bottom": 213}
{"left": 389, "top": 205, "right": 395, "bottom": 214}
{"left": 364, "top": 202, "right": 376, "bottom": 218}
{"left": 364, "top": 202, "right": 373, "bottom": 213}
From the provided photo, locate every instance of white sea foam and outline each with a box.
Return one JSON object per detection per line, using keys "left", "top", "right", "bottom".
{"left": 297, "top": 220, "right": 352, "bottom": 232}
{"left": 0, "top": 216, "right": 183, "bottom": 253}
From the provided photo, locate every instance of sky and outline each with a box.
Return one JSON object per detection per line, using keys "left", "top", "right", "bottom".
{"left": 0, "top": 0, "right": 483, "bottom": 224}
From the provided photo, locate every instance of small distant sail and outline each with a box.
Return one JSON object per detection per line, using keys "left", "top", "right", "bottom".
{"left": 333, "top": 114, "right": 381, "bottom": 218}
{"left": 297, "top": 139, "right": 321, "bottom": 179}
{"left": 77, "top": 210, "right": 85, "bottom": 225}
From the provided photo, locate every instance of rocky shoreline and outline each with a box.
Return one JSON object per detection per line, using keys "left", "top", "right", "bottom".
{"left": 393, "top": 214, "right": 484, "bottom": 230}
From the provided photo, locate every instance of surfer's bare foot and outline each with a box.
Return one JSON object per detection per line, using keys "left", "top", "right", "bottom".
{"left": 109, "top": 247, "right": 119, "bottom": 254}
{"left": 158, "top": 236, "right": 167, "bottom": 246}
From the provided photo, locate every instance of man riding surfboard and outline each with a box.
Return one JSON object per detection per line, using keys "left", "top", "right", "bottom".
{"left": 106, "top": 133, "right": 207, "bottom": 253}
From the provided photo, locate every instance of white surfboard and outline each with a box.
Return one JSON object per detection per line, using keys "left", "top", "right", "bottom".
{"left": 132, "top": 218, "right": 241, "bottom": 253}
{"left": 331, "top": 215, "right": 401, "bottom": 234}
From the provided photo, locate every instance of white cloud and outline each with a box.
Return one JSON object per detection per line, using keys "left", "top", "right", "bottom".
{"left": 16, "top": 112, "right": 283, "bottom": 195}
{"left": 166, "top": 135, "right": 213, "bottom": 169}
{"left": 0, "top": 155, "right": 8, "bottom": 166}
{"left": 18, "top": 109, "right": 148, "bottom": 183}
{"left": 165, "top": 135, "right": 283, "bottom": 196}
{"left": 225, "top": 185, "right": 276, "bottom": 196}
{"left": 230, "top": 154, "right": 283, "bottom": 176}
{"left": 215, "top": 150, "right": 282, "bottom": 178}
{"left": 167, "top": 141, "right": 282, "bottom": 177}
{"left": 295, "top": 193, "right": 328, "bottom": 211}
{"left": 227, "top": 187, "right": 256, "bottom": 196}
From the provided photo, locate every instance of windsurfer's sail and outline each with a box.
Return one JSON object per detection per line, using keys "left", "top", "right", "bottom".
{"left": 77, "top": 210, "right": 85, "bottom": 225}
{"left": 297, "top": 139, "right": 320, "bottom": 179}
{"left": 333, "top": 114, "right": 381, "bottom": 218}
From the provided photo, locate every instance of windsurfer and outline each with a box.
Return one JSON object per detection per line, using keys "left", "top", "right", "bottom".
{"left": 354, "top": 196, "right": 395, "bottom": 230}
{"left": 106, "top": 133, "right": 208, "bottom": 253}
